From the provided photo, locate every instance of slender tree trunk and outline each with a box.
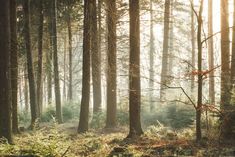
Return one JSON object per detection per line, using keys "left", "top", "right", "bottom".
{"left": 23, "top": 0, "right": 38, "bottom": 128}
{"left": 47, "top": 24, "right": 52, "bottom": 105}
{"left": 231, "top": 0, "right": 235, "bottom": 87}
{"left": 160, "top": 0, "right": 171, "bottom": 101}
{"left": 128, "top": 0, "right": 143, "bottom": 138}
{"left": 91, "top": 0, "right": 102, "bottom": 113}
{"left": 67, "top": 11, "right": 73, "bottom": 101}
{"left": 196, "top": 0, "right": 204, "bottom": 142}
{"left": 106, "top": 0, "right": 117, "bottom": 128}
{"left": 208, "top": 0, "right": 215, "bottom": 105}
{"left": 191, "top": 0, "right": 196, "bottom": 92}
{"left": 78, "top": 0, "right": 91, "bottom": 133}
{"left": 0, "top": 0, "right": 12, "bottom": 143}
{"left": 51, "top": 0, "right": 63, "bottom": 123}
{"left": 10, "top": 0, "right": 19, "bottom": 134}
{"left": 24, "top": 67, "right": 29, "bottom": 112}
{"left": 168, "top": 1, "right": 174, "bottom": 80}
{"left": 37, "top": 0, "right": 44, "bottom": 116}
{"left": 149, "top": 0, "right": 155, "bottom": 110}
{"left": 63, "top": 36, "right": 67, "bottom": 101}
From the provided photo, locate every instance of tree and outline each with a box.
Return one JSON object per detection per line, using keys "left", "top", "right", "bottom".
{"left": 0, "top": 0, "right": 12, "bottom": 142}
{"left": 106, "top": 0, "right": 117, "bottom": 128}
{"left": 191, "top": 0, "right": 196, "bottom": 92}
{"left": 23, "top": 0, "right": 38, "bottom": 128}
{"left": 51, "top": 0, "right": 63, "bottom": 123}
{"left": 37, "top": 0, "right": 44, "bottom": 116}
{"left": 10, "top": 0, "right": 19, "bottom": 134}
{"left": 91, "top": 0, "right": 102, "bottom": 113}
{"left": 149, "top": 0, "right": 155, "bottom": 110}
{"left": 208, "top": 0, "right": 215, "bottom": 105}
{"left": 78, "top": 0, "right": 91, "bottom": 133}
{"left": 160, "top": 0, "right": 171, "bottom": 101}
{"left": 128, "top": 0, "right": 143, "bottom": 138}
{"left": 231, "top": 0, "right": 235, "bottom": 87}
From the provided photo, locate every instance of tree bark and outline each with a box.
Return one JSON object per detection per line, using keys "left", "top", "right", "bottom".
{"left": 191, "top": 0, "right": 196, "bottom": 93}
{"left": 208, "top": 0, "right": 215, "bottom": 105}
{"left": 106, "top": 0, "right": 117, "bottom": 128}
{"left": 51, "top": 0, "right": 63, "bottom": 123}
{"left": 10, "top": 0, "right": 19, "bottom": 134}
{"left": 91, "top": 0, "right": 102, "bottom": 113}
{"left": 160, "top": 0, "right": 171, "bottom": 101}
{"left": 231, "top": 0, "right": 235, "bottom": 87}
{"left": 0, "top": 0, "right": 12, "bottom": 143}
{"left": 23, "top": 0, "right": 38, "bottom": 128}
{"left": 128, "top": 0, "right": 143, "bottom": 138}
{"left": 78, "top": 0, "right": 91, "bottom": 133}
{"left": 37, "top": 0, "right": 44, "bottom": 116}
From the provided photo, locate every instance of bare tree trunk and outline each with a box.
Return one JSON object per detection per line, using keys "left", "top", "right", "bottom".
{"left": 51, "top": 0, "right": 63, "bottom": 123}
{"left": 10, "top": 0, "right": 19, "bottom": 134}
{"left": 196, "top": 0, "right": 204, "bottom": 142}
{"left": 149, "top": 0, "right": 155, "bottom": 110}
{"left": 160, "top": 0, "right": 171, "bottom": 101}
{"left": 37, "top": 0, "right": 44, "bottom": 116}
{"left": 191, "top": 0, "right": 196, "bottom": 93}
{"left": 24, "top": 66, "right": 29, "bottom": 112}
{"left": 67, "top": 11, "right": 73, "bottom": 101}
{"left": 231, "top": 0, "right": 235, "bottom": 87}
{"left": 78, "top": 0, "right": 91, "bottom": 133}
{"left": 128, "top": 0, "right": 143, "bottom": 138}
{"left": 208, "top": 0, "right": 215, "bottom": 105}
{"left": 63, "top": 35, "right": 67, "bottom": 101}
{"left": 91, "top": 0, "right": 102, "bottom": 113}
{"left": 23, "top": 0, "right": 38, "bottom": 128}
{"left": 0, "top": 0, "right": 12, "bottom": 143}
{"left": 106, "top": 0, "right": 117, "bottom": 128}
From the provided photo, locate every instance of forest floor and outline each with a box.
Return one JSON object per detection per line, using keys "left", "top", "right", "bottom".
{"left": 1, "top": 121, "right": 235, "bottom": 157}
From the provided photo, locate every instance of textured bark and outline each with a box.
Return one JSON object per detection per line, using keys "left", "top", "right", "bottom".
{"left": 128, "top": 0, "right": 143, "bottom": 138}
{"left": 191, "top": 0, "right": 196, "bottom": 92}
{"left": 160, "top": 0, "right": 171, "bottom": 101}
{"left": 208, "top": 0, "right": 215, "bottom": 105}
{"left": 106, "top": 0, "right": 117, "bottom": 128}
{"left": 23, "top": 0, "right": 38, "bottom": 128}
{"left": 149, "top": 0, "right": 154, "bottom": 110}
{"left": 0, "top": 0, "right": 12, "bottom": 142}
{"left": 10, "top": 0, "right": 19, "bottom": 134}
{"left": 37, "top": 0, "right": 44, "bottom": 116}
{"left": 51, "top": 0, "right": 63, "bottom": 123}
{"left": 47, "top": 18, "right": 52, "bottom": 105}
{"left": 67, "top": 10, "right": 73, "bottom": 101}
{"left": 196, "top": 0, "right": 204, "bottom": 142}
{"left": 231, "top": 0, "right": 235, "bottom": 86}
{"left": 24, "top": 67, "right": 29, "bottom": 112}
{"left": 91, "top": 0, "right": 102, "bottom": 113}
{"left": 78, "top": 0, "right": 91, "bottom": 133}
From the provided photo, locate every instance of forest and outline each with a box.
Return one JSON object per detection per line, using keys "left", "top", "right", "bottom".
{"left": 0, "top": 0, "right": 235, "bottom": 156}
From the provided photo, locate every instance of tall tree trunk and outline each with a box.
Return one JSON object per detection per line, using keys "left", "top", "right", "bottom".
{"left": 24, "top": 66, "right": 29, "bottom": 112}
{"left": 160, "top": 0, "right": 171, "bottom": 101}
{"left": 91, "top": 0, "right": 102, "bottom": 113}
{"left": 37, "top": 0, "right": 44, "bottom": 116}
{"left": 23, "top": 0, "right": 38, "bottom": 128}
{"left": 128, "top": 0, "right": 143, "bottom": 138}
{"left": 0, "top": 0, "right": 12, "bottom": 143}
{"left": 78, "top": 0, "right": 91, "bottom": 133}
{"left": 149, "top": 0, "right": 155, "bottom": 110}
{"left": 51, "top": 0, "right": 62, "bottom": 123}
{"left": 47, "top": 21, "right": 52, "bottom": 105}
{"left": 106, "top": 0, "right": 117, "bottom": 128}
{"left": 196, "top": 0, "right": 204, "bottom": 142}
{"left": 231, "top": 0, "right": 235, "bottom": 87}
{"left": 10, "top": 0, "right": 19, "bottom": 134}
{"left": 63, "top": 35, "right": 67, "bottom": 101}
{"left": 191, "top": 0, "right": 196, "bottom": 92}
{"left": 208, "top": 0, "right": 215, "bottom": 105}
{"left": 67, "top": 11, "right": 73, "bottom": 101}
{"left": 168, "top": 1, "right": 174, "bottom": 80}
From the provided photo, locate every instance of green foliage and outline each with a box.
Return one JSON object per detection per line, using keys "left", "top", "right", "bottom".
{"left": 116, "top": 110, "right": 129, "bottom": 126}
{"left": 18, "top": 111, "right": 31, "bottom": 126}
{"left": 90, "top": 112, "right": 106, "bottom": 129}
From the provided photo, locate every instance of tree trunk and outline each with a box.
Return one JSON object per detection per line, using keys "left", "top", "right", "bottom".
{"left": 51, "top": 0, "right": 63, "bottom": 123}
{"left": 160, "top": 0, "right": 171, "bottom": 101}
{"left": 0, "top": 0, "right": 12, "bottom": 143}
{"left": 196, "top": 0, "right": 204, "bottom": 142}
{"left": 47, "top": 18, "right": 52, "bottom": 105}
{"left": 149, "top": 0, "right": 155, "bottom": 110}
{"left": 128, "top": 0, "right": 143, "bottom": 138}
{"left": 63, "top": 35, "right": 67, "bottom": 101}
{"left": 208, "top": 0, "right": 215, "bottom": 105}
{"left": 231, "top": 0, "right": 235, "bottom": 87}
{"left": 24, "top": 66, "right": 29, "bottom": 112}
{"left": 10, "top": 0, "right": 19, "bottom": 134}
{"left": 23, "top": 0, "right": 38, "bottom": 128}
{"left": 106, "top": 0, "right": 117, "bottom": 128}
{"left": 191, "top": 0, "right": 196, "bottom": 93}
{"left": 37, "top": 0, "right": 44, "bottom": 116}
{"left": 78, "top": 0, "right": 91, "bottom": 133}
{"left": 67, "top": 10, "right": 73, "bottom": 101}
{"left": 91, "top": 0, "right": 102, "bottom": 113}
